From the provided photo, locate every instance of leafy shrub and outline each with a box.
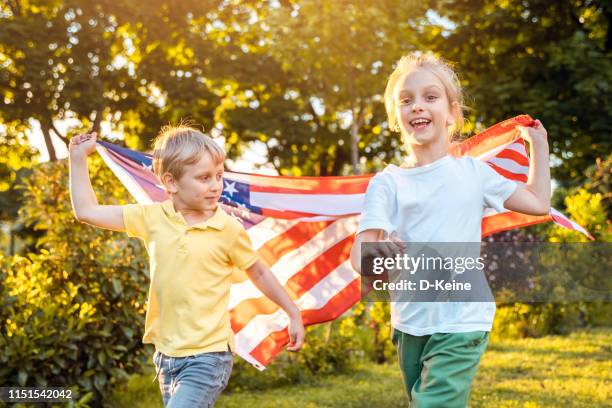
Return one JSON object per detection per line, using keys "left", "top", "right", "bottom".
{"left": 0, "top": 159, "right": 150, "bottom": 406}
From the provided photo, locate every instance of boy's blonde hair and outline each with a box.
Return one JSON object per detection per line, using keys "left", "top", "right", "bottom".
{"left": 384, "top": 52, "right": 466, "bottom": 139}
{"left": 152, "top": 124, "right": 225, "bottom": 180}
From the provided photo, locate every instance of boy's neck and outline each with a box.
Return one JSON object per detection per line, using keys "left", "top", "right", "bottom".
{"left": 170, "top": 197, "right": 217, "bottom": 225}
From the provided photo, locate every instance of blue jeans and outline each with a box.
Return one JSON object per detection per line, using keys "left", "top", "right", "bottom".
{"left": 153, "top": 350, "right": 233, "bottom": 407}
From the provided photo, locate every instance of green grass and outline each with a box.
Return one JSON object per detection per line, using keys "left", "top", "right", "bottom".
{"left": 108, "top": 328, "right": 611, "bottom": 407}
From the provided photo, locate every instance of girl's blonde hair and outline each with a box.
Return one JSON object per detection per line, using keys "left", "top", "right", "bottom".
{"left": 384, "top": 52, "right": 466, "bottom": 139}
{"left": 152, "top": 124, "right": 225, "bottom": 180}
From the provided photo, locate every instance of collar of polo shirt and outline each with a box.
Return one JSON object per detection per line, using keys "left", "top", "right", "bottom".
{"left": 161, "top": 200, "right": 226, "bottom": 230}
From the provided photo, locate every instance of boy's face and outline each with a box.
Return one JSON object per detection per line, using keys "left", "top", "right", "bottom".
{"left": 395, "top": 68, "right": 455, "bottom": 146}
{"left": 166, "top": 151, "right": 224, "bottom": 211}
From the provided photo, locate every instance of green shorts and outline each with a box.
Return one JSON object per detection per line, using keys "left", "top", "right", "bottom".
{"left": 391, "top": 329, "right": 489, "bottom": 407}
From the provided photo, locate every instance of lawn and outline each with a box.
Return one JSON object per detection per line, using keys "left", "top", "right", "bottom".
{"left": 108, "top": 328, "right": 611, "bottom": 407}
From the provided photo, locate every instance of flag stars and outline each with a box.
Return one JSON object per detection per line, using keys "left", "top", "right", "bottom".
{"left": 224, "top": 181, "right": 238, "bottom": 197}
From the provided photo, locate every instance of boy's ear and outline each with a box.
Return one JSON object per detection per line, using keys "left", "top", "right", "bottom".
{"left": 161, "top": 172, "right": 178, "bottom": 194}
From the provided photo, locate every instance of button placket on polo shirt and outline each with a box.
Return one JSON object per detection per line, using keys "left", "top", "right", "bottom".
{"left": 172, "top": 212, "right": 190, "bottom": 253}
{"left": 165, "top": 203, "right": 221, "bottom": 253}
{"left": 178, "top": 228, "right": 188, "bottom": 253}
{"left": 181, "top": 222, "right": 213, "bottom": 253}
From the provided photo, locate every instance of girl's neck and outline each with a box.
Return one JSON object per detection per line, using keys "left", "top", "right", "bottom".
{"left": 403, "top": 138, "right": 450, "bottom": 168}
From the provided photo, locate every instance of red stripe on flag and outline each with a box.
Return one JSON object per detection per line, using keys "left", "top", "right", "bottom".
{"left": 247, "top": 278, "right": 361, "bottom": 366}
{"left": 227, "top": 172, "right": 372, "bottom": 195}
{"left": 487, "top": 162, "right": 528, "bottom": 182}
{"left": 550, "top": 213, "right": 594, "bottom": 240}
{"left": 495, "top": 148, "right": 529, "bottom": 167}
{"left": 482, "top": 211, "right": 551, "bottom": 237}
{"left": 258, "top": 220, "right": 335, "bottom": 266}
{"left": 549, "top": 213, "right": 593, "bottom": 240}
{"left": 450, "top": 115, "right": 534, "bottom": 158}
{"left": 230, "top": 235, "right": 354, "bottom": 332}
{"left": 260, "top": 207, "right": 336, "bottom": 219}
{"left": 550, "top": 213, "right": 573, "bottom": 230}
{"left": 231, "top": 220, "right": 336, "bottom": 284}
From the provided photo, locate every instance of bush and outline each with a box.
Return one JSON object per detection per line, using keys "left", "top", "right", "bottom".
{"left": 0, "top": 159, "right": 150, "bottom": 406}
{"left": 492, "top": 302, "right": 612, "bottom": 340}
{"left": 492, "top": 178, "right": 612, "bottom": 340}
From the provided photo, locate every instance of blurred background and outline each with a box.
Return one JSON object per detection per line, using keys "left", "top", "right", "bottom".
{"left": 0, "top": 1, "right": 610, "bottom": 407}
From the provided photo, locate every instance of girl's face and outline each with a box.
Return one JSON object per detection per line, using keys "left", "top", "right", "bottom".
{"left": 395, "top": 68, "right": 455, "bottom": 147}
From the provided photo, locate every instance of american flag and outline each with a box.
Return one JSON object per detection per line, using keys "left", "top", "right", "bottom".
{"left": 95, "top": 114, "right": 591, "bottom": 370}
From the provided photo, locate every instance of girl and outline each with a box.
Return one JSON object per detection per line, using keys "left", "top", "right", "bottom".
{"left": 350, "top": 52, "right": 550, "bottom": 407}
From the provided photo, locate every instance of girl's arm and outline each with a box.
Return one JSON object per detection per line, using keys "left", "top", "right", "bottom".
{"left": 503, "top": 120, "right": 551, "bottom": 215}
{"left": 69, "top": 133, "right": 125, "bottom": 231}
{"left": 350, "top": 229, "right": 405, "bottom": 274}
{"left": 245, "top": 260, "right": 305, "bottom": 351}
{"left": 350, "top": 229, "right": 384, "bottom": 273}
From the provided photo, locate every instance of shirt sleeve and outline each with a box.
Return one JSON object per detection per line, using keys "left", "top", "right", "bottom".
{"left": 122, "top": 204, "right": 149, "bottom": 240}
{"left": 475, "top": 160, "right": 518, "bottom": 212}
{"left": 228, "top": 224, "right": 259, "bottom": 270}
{"left": 356, "top": 173, "right": 396, "bottom": 236}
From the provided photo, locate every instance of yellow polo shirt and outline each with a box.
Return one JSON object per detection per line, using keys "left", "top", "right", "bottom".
{"left": 123, "top": 200, "right": 258, "bottom": 357}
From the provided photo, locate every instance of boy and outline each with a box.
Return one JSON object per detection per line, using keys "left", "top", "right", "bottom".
{"left": 69, "top": 126, "right": 305, "bottom": 407}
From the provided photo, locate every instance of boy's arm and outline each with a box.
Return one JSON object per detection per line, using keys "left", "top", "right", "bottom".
{"left": 245, "top": 260, "right": 305, "bottom": 351}
{"left": 504, "top": 119, "right": 551, "bottom": 216}
{"left": 69, "top": 133, "right": 126, "bottom": 231}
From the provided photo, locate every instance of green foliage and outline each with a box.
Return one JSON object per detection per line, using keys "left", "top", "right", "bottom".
{"left": 2, "top": 0, "right": 610, "bottom": 181}
{"left": 0, "top": 158, "right": 150, "bottom": 406}
{"left": 492, "top": 152, "right": 612, "bottom": 341}
{"left": 548, "top": 188, "right": 611, "bottom": 243}
{"left": 259, "top": 0, "right": 432, "bottom": 174}
{"left": 435, "top": 0, "right": 611, "bottom": 188}
{"left": 492, "top": 303, "right": 612, "bottom": 339}
{"left": 0, "top": 122, "right": 37, "bottom": 193}
{"left": 354, "top": 302, "right": 395, "bottom": 364}
{"left": 0, "top": 121, "right": 38, "bottom": 248}
{"left": 584, "top": 153, "right": 612, "bottom": 224}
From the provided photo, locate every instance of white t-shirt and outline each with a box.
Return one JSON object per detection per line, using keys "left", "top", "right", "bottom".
{"left": 357, "top": 154, "right": 518, "bottom": 335}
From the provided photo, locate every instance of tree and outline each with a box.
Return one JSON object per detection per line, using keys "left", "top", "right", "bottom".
{"left": 1, "top": 1, "right": 139, "bottom": 159}
{"left": 262, "top": 0, "right": 433, "bottom": 174}
{"left": 433, "top": 0, "right": 611, "bottom": 187}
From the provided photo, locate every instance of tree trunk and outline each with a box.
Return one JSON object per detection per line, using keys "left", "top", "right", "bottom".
{"left": 91, "top": 109, "right": 103, "bottom": 133}
{"left": 41, "top": 122, "right": 57, "bottom": 162}
{"left": 350, "top": 119, "right": 360, "bottom": 175}
{"left": 8, "top": 0, "right": 21, "bottom": 16}
{"left": 350, "top": 105, "right": 365, "bottom": 175}
{"left": 330, "top": 144, "right": 346, "bottom": 176}
{"left": 9, "top": 226, "right": 15, "bottom": 256}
